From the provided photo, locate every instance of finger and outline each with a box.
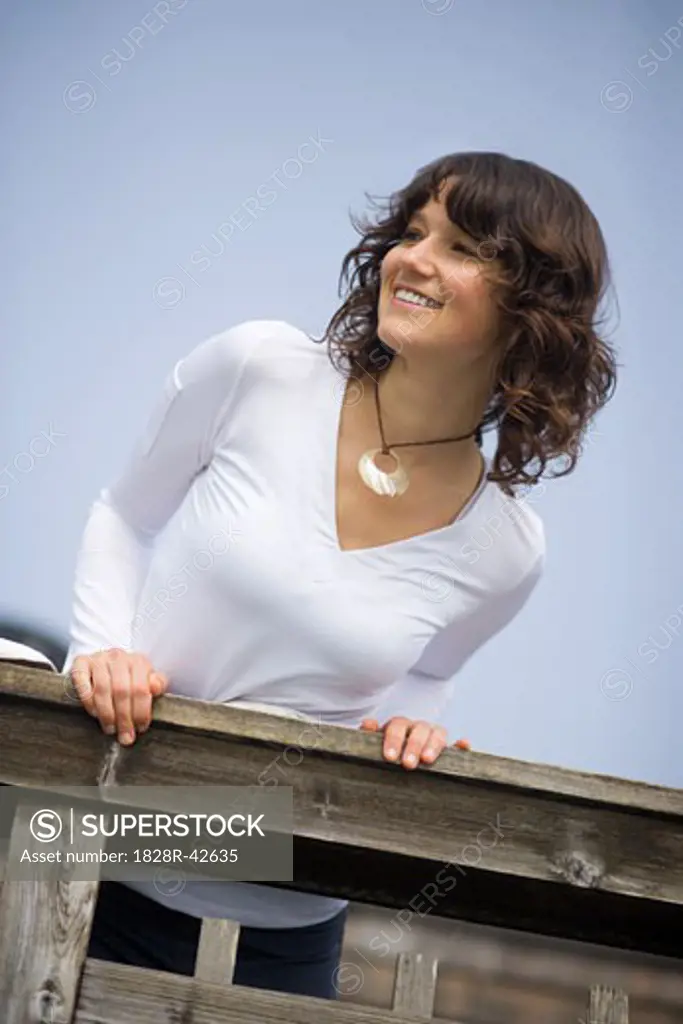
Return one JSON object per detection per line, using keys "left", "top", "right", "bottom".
{"left": 381, "top": 718, "right": 411, "bottom": 763}
{"left": 150, "top": 672, "right": 168, "bottom": 697}
{"left": 400, "top": 721, "right": 434, "bottom": 770}
{"left": 453, "top": 737, "right": 471, "bottom": 751}
{"left": 91, "top": 657, "right": 117, "bottom": 735}
{"left": 108, "top": 651, "right": 135, "bottom": 744}
{"left": 420, "top": 726, "right": 448, "bottom": 764}
{"left": 70, "top": 655, "right": 95, "bottom": 714}
{"left": 359, "top": 718, "right": 379, "bottom": 732}
{"left": 130, "top": 658, "right": 153, "bottom": 734}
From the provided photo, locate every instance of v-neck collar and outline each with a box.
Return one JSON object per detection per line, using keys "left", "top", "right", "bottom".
{"left": 314, "top": 352, "right": 491, "bottom": 560}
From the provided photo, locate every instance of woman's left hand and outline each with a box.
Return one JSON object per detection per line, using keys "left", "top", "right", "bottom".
{"left": 359, "top": 716, "right": 449, "bottom": 770}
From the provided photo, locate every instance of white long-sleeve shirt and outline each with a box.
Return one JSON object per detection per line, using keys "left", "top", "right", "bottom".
{"left": 63, "top": 319, "right": 545, "bottom": 928}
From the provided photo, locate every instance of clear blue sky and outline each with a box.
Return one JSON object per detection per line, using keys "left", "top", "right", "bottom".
{"left": 1, "top": 0, "right": 681, "bottom": 786}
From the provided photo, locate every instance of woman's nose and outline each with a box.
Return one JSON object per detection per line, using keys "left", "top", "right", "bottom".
{"left": 397, "top": 238, "right": 436, "bottom": 276}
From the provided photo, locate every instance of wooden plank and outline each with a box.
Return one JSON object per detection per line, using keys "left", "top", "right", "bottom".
{"left": 195, "top": 918, "right": 241, "bottom": 985}
{"left": 3, "top": 663, "right": 682, "bottom": 815}
{"left": 0, "top": 799, "right": 102, "bottom": 1024}
{"left": 346, "top": 909, "right": 683, "bottom": 1003}
{"left": 75, "top": 957, "right": 464, "bottom": 1023}
{"left": 2, "top": 667, "right": 683, "bottom": 956}
{"left": 391, "top": 952, "right": 437, "bottom": 1018}
{"left": 586, "top": 984, "right": 629, "bottom": 1023}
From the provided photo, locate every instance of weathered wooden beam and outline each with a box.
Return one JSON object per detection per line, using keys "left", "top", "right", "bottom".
{"left": 75, "top": 957, "right": 463, "bottom": 1023}
{"left": 2, "top": 664, "right": 680, "bottom": 814}
{"left": 391, "top": 952, "right": 437, "bottom": 1018}
{"left": 0, "top": 800, "right": 102, "bottom": 1024}
{"left": 586, "top": 984, "right": 629, "bottom": 1023}
{"left": 195, "top": 918, "right": 241, "bottom": 985}
{"left": 2, "top": 666, "right": 683, "bottom": 957}
{"left": 282, "top": 834, "right": 683, "bottom": 959}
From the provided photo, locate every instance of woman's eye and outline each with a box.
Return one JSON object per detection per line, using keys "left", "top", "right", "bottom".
{"left": 395, "top": 232, "right": 475, "bottom": 256}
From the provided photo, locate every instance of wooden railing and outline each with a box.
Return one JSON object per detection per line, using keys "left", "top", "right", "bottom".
{"left": 1, "top": 660, "right": 681, "bottom": 1023}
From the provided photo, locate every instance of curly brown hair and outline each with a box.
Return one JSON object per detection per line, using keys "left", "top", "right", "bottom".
{"left": 321, "top": 151, "right": 619, "bottom": 497}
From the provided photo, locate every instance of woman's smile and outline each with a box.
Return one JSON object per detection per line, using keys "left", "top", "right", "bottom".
{"left": 391, "top": 285, "right": 444, "bottom": 310}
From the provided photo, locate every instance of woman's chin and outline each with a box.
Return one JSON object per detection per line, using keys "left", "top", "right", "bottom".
{"left": 377, "top": 312, "right": 434, "bottom": 352}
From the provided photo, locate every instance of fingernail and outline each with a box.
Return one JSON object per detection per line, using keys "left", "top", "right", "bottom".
{"left": 119, "top": 731, "right": 135, "bottom": 745}
{"left": 385, "top": 748, "right": 398, "bottom": 760}
{"left": 404, "top": 753, "right": 417, "bottom": 767}
{"left": 423, "top": 748, "right": 435, "bottom": 761}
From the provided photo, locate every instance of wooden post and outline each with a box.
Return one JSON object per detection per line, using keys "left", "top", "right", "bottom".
{"left": 0, "top": 798, "right": 102, "bottom": 1024}
{"left": 586, "top": 984, "right": 629, "bottom": 1023}
{"left": 391, "top": 951, "right": 438, "bottom": 1018}
{"left": 194, "top": 918, "right": 241, "bottom": 985}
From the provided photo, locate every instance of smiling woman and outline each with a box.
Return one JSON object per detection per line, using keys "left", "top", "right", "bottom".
{"left": 62, "top": 150, "right": 618, "bottom": 1001}
{"left": 325, "top": 150, "right": 617, "bottom": 499}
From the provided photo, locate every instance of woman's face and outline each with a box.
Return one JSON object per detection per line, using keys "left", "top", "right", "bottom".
{"left": 377, "top": 188, "right": 505, "bottom": 365}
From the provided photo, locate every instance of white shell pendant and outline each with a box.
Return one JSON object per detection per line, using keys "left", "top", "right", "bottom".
{"left": 357, "top": 448, "right": 409, "bottom": 497}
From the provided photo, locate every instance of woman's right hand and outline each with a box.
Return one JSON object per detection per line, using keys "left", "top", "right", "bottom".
{"left": 70, "top": 648, "right": 169, "bottom": 745}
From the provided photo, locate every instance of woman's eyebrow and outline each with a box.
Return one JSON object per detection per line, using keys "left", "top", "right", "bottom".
{"left": 407, "top": 210, "right": 427, "bottom": 226}
{"left": 407, "top": 210, "right": 476, "bottom": 246}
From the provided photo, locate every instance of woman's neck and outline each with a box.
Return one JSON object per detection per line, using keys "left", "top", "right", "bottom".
{"left": 374, "top": 353, "right": 492, "bottom": 453}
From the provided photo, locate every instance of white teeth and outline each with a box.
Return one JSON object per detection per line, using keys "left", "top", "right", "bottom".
{"left": 394, "top": 287, "right": 441, "bottom": 309}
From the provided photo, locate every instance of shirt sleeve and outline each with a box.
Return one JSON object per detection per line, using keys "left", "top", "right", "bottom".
{"left": 61, "top": 322, "right": 257, "bottom": 674}
{"left": 370, "top": 550, "right": 545, "bottom": 725}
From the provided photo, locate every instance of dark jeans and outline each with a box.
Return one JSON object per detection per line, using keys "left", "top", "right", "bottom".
{"left": 86, "top": 881, "right": 347, "bottom": 1001}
